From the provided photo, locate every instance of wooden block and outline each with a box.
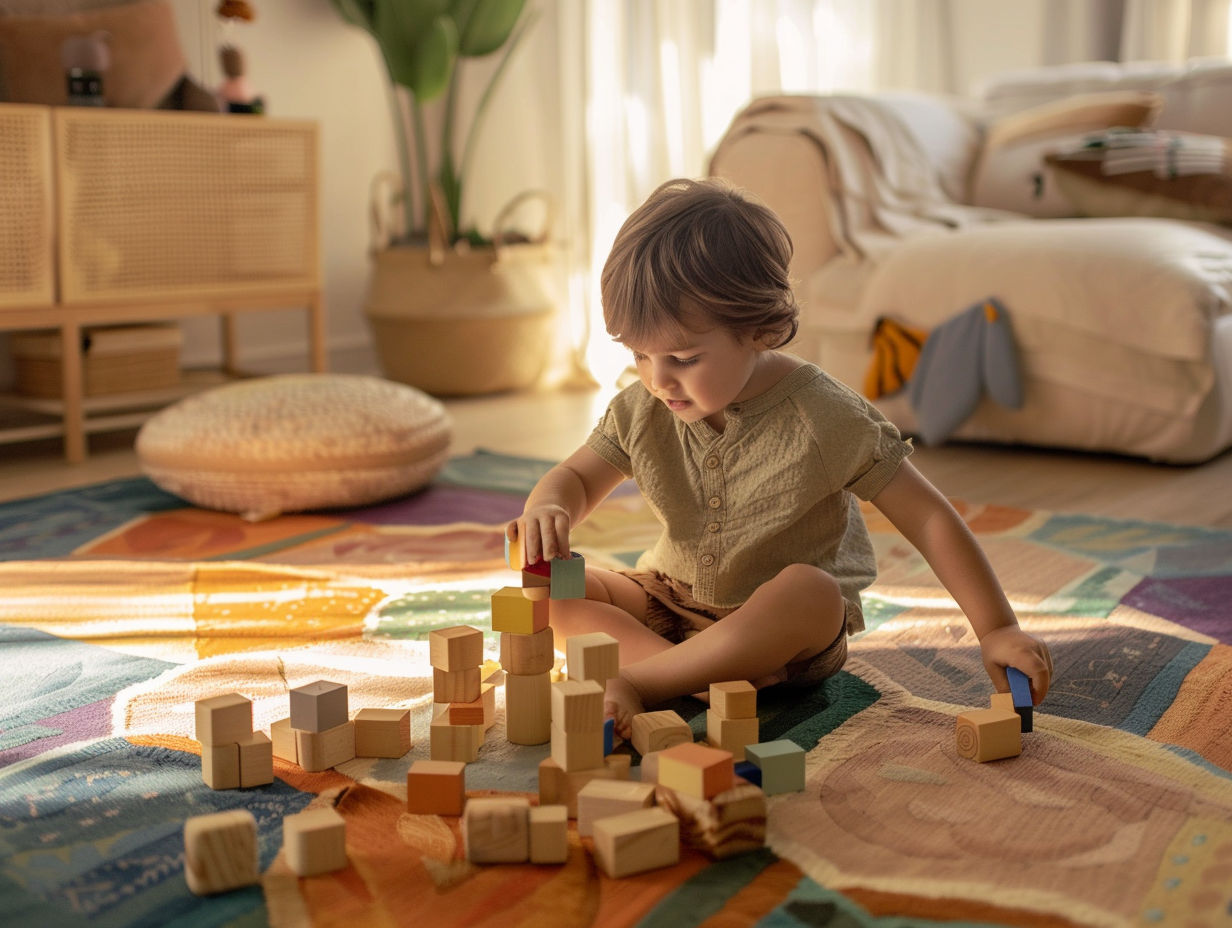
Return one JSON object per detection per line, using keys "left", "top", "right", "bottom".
{"left": 639, "top": 750, "right": 662, "bottom": 784}
{"left": 709, "top": 681, "right": 757, "bottom": 719}
{"left": 283, "top": 807, "right": 347, "bottom": 877}
{"left": 505, "top": 670, "right": 551, "bottom": 745}
{"left": 548, "top": 552, "right": 586, "bottom": 599}
{"left": 631, "top": 710, "right": 692, "bottom": 756}
{"left": 592, "top": 807, "right": 680, "bottom": 879}
{"left": 354, "top": 707, "right": 411, "bottom": 758}
{"left": 448, "top": 695, "right": 487, "bottom": 726}
{"left": 237, "top": 730, "right": 274, "bottom": 787}
{"left": 565, "top": 631, "right": 619, "bottom": 683}
{"left": 745, "top": 740, "right": 806, "bottom": 795}
{"left": 505, "top": 531, "right": 528, "bottom": 571}
{"left": 429, "top": 625, "right": 484, "bottom": 672}
{"left": 433, "top": 665, "right": 481, "bottom": 704}
{"left": 463, "top": 797, "right": 530, "bottom": 864}
{"left": 270, "top": 718, "right": 298, "bottom": 764}
{"left": 184, "top": 809, "right": 259, "bottom": 895}
{"left": 521, "top": 568, "right": 551, "bottom": 589}
{"left": 539, "top": 753, "right": 631, "bottom": 816}
{"left": 551, "top": 722, "right": 604, "bottom": 772}
{"left": 295, "top": 721, "right": 356, "bottom": 772}
{"left": 550, "top": 679, "right": 605, "bottom": 732}
{"left": 200, "top": 741, "right": 240, "bottom": 790}
{"left": 491, "top": 586, "right": 550, "bottom": 635}
{"left": 655, "top": 781, "right": 766, "bottom": 860}
{"left": 529, "top": 804, "right": 569, "bottom": 864}
{"left": 658, "top": 742, "right": 734, "bottom": 799}
{"left": 406, "top": 759, "right": 467, "bottom": 816}
{"left": 289, "top": 680, "right": 349, "bottom": 734}
{"left": 480, "top": 683, "right": 497, "bottom": 730}
{"left": 430, "top": 714, "right": 482, "bottom": 763}
{"left": 733, "top": 760, "right": 762, "bottom": 788}
{"left": 955, "top": 707, "right": 1022, "bottom": 763}
{"left": 500, "top": 627, "right": 555, "bottom": 675}
{"left": 576, "top": 779, "right": 656, "bottom": 836}
{"left": 604, "top": 717, "right": 614, "bottom": 755}
{"left": 990, "top": 692, "right": 1016, "bottom": 712}
{"left": 194, "top": 693, "right": 252, "bottom": 746}
{"left": 705, "top": 710, "right": 759, "bottom": 761}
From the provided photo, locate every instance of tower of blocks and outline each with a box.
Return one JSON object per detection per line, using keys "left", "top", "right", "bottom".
{"left": 268, "top": 679, "right": 410, "bottom": 773}
{"left": 429, "top": 625, "right": 492, "bottom": 763}
{"left": 706, "top": 680, "right": 759, "bottom": 761}
{"left": 195, "top": 693, "right": 272, "bottom": 789}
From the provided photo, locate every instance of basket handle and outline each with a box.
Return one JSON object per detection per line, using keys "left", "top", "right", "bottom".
{"left": 427, "top": 183, "right": 454, "bottom": 267}
{"left": 492, "top": 190, "right": 555, "bottom": 256}
{"left": 369, "top": 170, "right": 403, "bottom": 253}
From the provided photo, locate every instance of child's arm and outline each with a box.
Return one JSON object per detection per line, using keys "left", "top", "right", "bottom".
{"left": 870, "top": 460, "right": 1054, "bottom": 703}
{"left": 508, "top": 446, "right": 626, "bottom": 564}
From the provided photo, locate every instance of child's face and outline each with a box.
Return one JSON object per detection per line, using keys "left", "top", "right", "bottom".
{"left": 623, "top": 322, "right": 768, "bottom": 431}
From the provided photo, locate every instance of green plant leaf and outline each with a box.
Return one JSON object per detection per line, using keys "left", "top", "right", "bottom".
{"left": 454, "top": 0, "right": 527, "bottom": 57}
{"left": 374, "top": 0, "right": 453, "bottom": 93}
{"left": 409, "top": 15, "right": 459, "bottom": 101}
{"left": 328, "top": 0, "right": 377, "bottom": 33}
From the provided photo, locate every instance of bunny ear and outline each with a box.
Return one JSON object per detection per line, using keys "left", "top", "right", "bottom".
{"left": 909, "top": 302, "right": 987, "bottom": 445}
{"left": 981, "top": 299, "right": 1025, "bottom": 410}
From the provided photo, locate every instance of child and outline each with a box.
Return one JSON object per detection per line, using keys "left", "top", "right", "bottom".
{"left": 507, "top": 177, "right": 1053, "bottom": 738}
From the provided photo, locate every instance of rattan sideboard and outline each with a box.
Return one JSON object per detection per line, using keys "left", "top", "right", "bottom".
{"left": 0, "top": 103, "right": 325, "bottom": 463}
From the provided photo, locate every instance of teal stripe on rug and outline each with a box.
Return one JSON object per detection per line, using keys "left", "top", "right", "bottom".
{"left": 1121, "top": 639, "right": 1211, "bottom": 736}
{"left": 634, "top": 848, "right": 777, "bottom": 928}
{"left": 200, "top": 522, "right": 355, "bottom": 561}
{"left": 754, "top": 874, "right": 1005, "bottom": 927}
{"left": 435, "top": 448, "right": 557, "bottom": 494}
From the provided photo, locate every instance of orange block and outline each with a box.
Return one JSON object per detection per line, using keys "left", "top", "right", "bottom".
{"left": 407, "top": 759, "right": 467, "bottom": 816}
{"left": 657, "top": 742, "right": 734, "bottom": 799}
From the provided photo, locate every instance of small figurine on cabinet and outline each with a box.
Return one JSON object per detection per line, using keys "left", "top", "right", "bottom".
{"left": 215, "top": 0, "right": 263, "bottom": 114}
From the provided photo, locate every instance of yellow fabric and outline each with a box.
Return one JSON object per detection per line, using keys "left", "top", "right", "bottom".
{"left": 863, "top": 316, "right": 929, "bottom": 400}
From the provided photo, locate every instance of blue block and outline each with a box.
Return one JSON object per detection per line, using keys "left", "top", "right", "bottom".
{"left": 603, "top": 717, "right": 614, "bottom": 755}
{"left": 1006, "top": 667, "right": 1032, "bottom": 708}
{"left": 733, "top": 760, "right": 762, "bottom": 787}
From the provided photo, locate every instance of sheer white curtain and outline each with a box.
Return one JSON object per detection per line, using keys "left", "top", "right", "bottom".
{"left": 1120, "top": 0, "right": 1232, "bottom": 60}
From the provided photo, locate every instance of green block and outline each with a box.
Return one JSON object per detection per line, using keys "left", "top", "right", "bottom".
{"left": 745, "top": 740, "right": 805, "bottom": 795}
{"left": 549, "top": 552, "right": 586, "bottom": 600}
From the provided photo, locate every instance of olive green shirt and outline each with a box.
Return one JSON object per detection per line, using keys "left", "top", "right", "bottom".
{"left": 585, "top": 363, "right": 911, "bottom": 633}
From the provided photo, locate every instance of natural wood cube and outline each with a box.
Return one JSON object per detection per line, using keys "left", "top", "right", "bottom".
{"left": 480, "top": 681, "right": 496, "bottom": 730}
{"left": 990, "top": 692, "right": 1016, "bottom": 712}
{"left": 183, "top": 809, "right": 258, "bottom": 895}
{"left": 505, "top": 670, "right": 551, "bottom": 745}
{"left": 631, "top": 710, "right": 692, "bottom": 756}
{"left": 655, "top": 781, "right": 767, "bottom": 860}
{"left": 463, "top": 797, "right": 530, "bottom": 864}
{"left": 429, "top": 625, "right": 484, "bottom": 672}
{"left": 433, "top": 665, "right": 481, "bottom": 704}
{"left": 709, "top": 681, "right": 757, "bottom": 719}
{"left": 194, "top": 693, "right": 252, "bottom": 746}
{"left": 744, "top": 740, "right": 806, "bottom": 795}
{"left": 565, "top": 631, "right": 619, "bottom": 683}
{"left": 550, "top": 679, "right": 605, "bottom": 732}
{"left": 639, "top": 750, "right": 662, "bottom": 784}
{"left": 705, "top": 710, "right": 759, "bottom": 761}
{"left": 576, "top": 779, "right": 656, "bottom": 836}
{"left": 270, "top": 718, "right": 297, "bottom": 764}
{"left": 430, "top": 714, "right": 482, "bottom": 763}
{"left": 295, "top": 720, "right": 356, "bottom": 772}
{"left": 491, "top": 586, "right": 550, "bottom": 635}
{"left": 289, "top": 680, "right": 349, "bottom": 734}
{"left": 406, "top": 759, "right": 467, "bottom": 816}
{"left": 237, "top": 730, "right": 274, "bottom": 787}
{"left": 200, "top": 741, "right": 240, "bottom": 790}
{"left": 500, "top": 627, "right": 555, "bottom": 675}
{"left": 284, "top": 807, "right": 347, "bottom": 877}
{"left": 551, "top": 722, "right": 604, "bottom": 773}
{"left": 521, "top": 568, "right": 550, "bottom": 589}
{"left": 529, "top": 804, "right": 569, "bottom": 864}
{"left": 505, "top": 532, "right": 528, "bottom": 571}
{"left": 955, "top": 707, "right": 1022, "bottom": 763}
{"left": 353, "top": 707, "right": 411, "bottom": 758}
{"left": 592, "top": 807, "right": 680, "bottom": 879}
{"left": 658, "top": 742, "right": 734, "bottom": 800}
{"left": 539, "top": 753, "right": 632, "bottom": 817}
{"left": 448, "top": 683, "right": 495, "bottom": 728}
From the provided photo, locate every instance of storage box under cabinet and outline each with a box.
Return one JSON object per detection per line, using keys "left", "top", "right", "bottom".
{"left": 10, "top": 323, "right": 182, "bottom": 398}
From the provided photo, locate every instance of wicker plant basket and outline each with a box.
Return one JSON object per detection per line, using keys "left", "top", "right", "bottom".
{"left": 10, "top": 323, "right": 182, "bottom": 398}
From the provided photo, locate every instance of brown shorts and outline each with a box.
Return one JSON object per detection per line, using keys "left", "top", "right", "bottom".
{"left": 616, "top": 569, "right": 849, "bottom": 690}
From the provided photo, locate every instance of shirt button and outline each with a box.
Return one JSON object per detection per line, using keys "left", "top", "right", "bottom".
{"left": 708, "top": 496, "right": 721, "bottom": 509}
{"left": 707, "top": 521, "right": 720, "bottom": 532}
{"left": 705, "top": 455, "right": 719, "bottom": 468}
{"left": 729, "top": 405, "right": 742, "bottom": 414}
{"left": 701, "top": 554, "right": 715, "bottom": 566}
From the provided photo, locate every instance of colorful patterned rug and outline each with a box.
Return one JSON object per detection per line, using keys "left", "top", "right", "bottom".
{"left": 2, "top": 450, "right": 1231, "bottom": 928}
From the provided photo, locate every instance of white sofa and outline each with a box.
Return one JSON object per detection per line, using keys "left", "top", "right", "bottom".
{"left": 710, "top": 59, "right": 1232, "bottom": 463}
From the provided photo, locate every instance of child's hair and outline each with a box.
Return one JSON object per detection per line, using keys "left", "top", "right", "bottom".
{"left": 600, "top": 177, "right": 799, "bottom": 349}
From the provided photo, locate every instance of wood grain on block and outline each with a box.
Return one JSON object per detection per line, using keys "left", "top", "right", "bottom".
{"left": 433, "top": 665, "right": 481, "bottom": 704}
{"left": 500, "top": 626, "right": 555, "bottom": 675}
{"left": 654, "top": 781, "right": 766, "bottom": 859}
{"left": 283, "top": 807, "right": 347, "bottom": 877}
{"left": 237, "top": 730, "right": 273, "bottom": 787}
{"left": 529, "top": 804, "right": 569, "bottom": 864}
{"left": 448, "top": 694, "right": 487, "bottom": 726}
{"left": 505, "top": 531, "right": 528, "bottom": 571}
{"left": 744, "top": 740, "right": 806, "bottom": 795}
{"left": 538, "top": 753, "right": 631, "bottom": 817}
{"left": 638, "top": 750, "right": 662, "bottom": 784}
{"left": 353, "top": 707, "right": 411, "bottom": 758}
{"left": 550, "top": 679, "right": 604, "bottom": 732}
{"left": 591, "top": 807, "right": 680, "bottom": 879}
{"left": 565, "top": 631, "right": 619, "bottom": 683}
{"left": 463, "top": 797, "right": 530, "bottom": 864}
{"left": 631, "top": 710, "right": 692, "bottom": 756}
{"left": 200, "top": 741, "right": 240, "bottom": 790}
{"left": 406, "top": 759, "right": 467, "bottom": 816}
{"left": 183, "top": 809, "right": 258, "bottom": 895}
{"left": 657, "top": 742, "right": 734, "bottom": 800}
{"left": 550, "top": 722, "right": 604, "bottom": 773}
{"left": 576, "top": 779, "right": 656, "bottom": 836}
{"left": 955, "top": 708, "right": 1022, "bottom": 763}
{"left": 520, "top": 567, "right": 550, "bottom": 589}
{"left": 491, "top": 586, "right": 550, "bottom": 635}
{"left": 194, "top": 693, "right": 252, "bottom": 746}
{"left": 709, "top": 681, "right": 757, "bottom": 719}
{"left": 990, "top": 692, "right": 1016, "bottom": 712}
{"left": 430, "top": 714, "right": 482, "bottom": 763}
{"left": 295, "top": 720, "right": 356, "bottom": 772}
{"left": 705, "top": 710, "right": 759, "bottom": 761}
{"left": 289, "top": 680, "right": 349, "bottom": 734}
{"left": 505, "top": 670, "right": 551, "bottom": 745}
{"left": 270, "top": 718, "right": 297, "bottom": 764}
{"left": 481, "top": 682, "right": 496, "bottom": 730}
{"left": 428, "top": 625, "right": 484, "bottom": 672}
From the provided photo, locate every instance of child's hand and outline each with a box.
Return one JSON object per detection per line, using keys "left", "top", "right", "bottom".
{"left": 508, "top": 504, "right": 573, "bottom": 564}
{"left": 978, "top": 625, "right": 1054, "bottom": 704}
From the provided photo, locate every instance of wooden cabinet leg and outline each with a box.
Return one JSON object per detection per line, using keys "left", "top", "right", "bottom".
{"left": 220, "top": 314, "right": 240, "bottom": 377}
{"left": 61, "top": 320, "right": 85, "bottom": 464}
{"left": 308, "top": 292, "right": 328, "bottom": 373}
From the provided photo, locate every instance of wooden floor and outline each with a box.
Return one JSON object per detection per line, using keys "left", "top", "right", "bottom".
{"left": 3, "top": 375, "right": 1231, "bottom": 529}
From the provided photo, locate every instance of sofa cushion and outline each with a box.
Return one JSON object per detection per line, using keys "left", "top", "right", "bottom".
{"left": 969, "top": 91, "right": 1162, "bottom": 216}
{"left": 136, "top": 374, "right": 453, "bottom": 519}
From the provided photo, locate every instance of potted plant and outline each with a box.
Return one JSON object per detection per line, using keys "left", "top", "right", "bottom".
{"left": 329, "top": 0, "right": 558, "bottom": 396}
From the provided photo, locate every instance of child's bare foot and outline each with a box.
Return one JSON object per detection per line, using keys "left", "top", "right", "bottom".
{"left": 604, "top": 672, "right": 647, "bottom": 741}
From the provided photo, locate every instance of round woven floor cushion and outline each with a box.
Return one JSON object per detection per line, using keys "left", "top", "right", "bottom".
{"left": 136, "top": 374, "right": 452, "bottom": 518}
